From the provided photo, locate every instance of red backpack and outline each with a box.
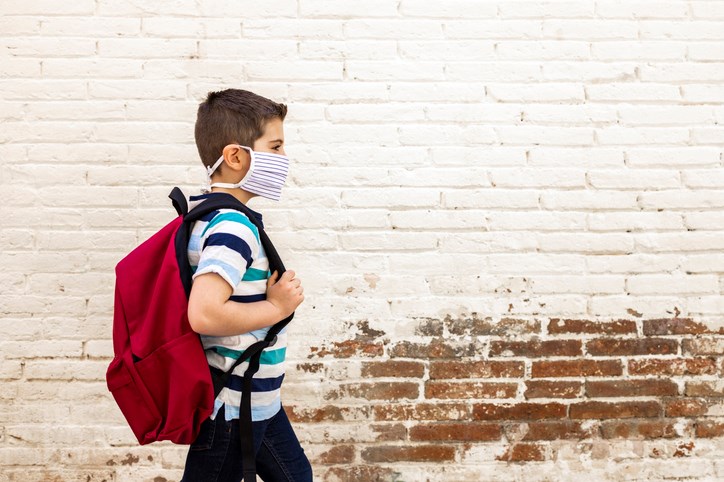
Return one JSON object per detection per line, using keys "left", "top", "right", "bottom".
{"left": 106, "top": 187, "right": 293, "bottom": 466}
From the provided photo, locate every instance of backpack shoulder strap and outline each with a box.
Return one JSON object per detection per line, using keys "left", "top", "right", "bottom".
{"left": 169, "top": 187, "right": 188, "bottom": 216}
{"left": 182, "top": 191, "right": 286, "bottom": 276}
{"left": 183, "top": 193, "right": 243, "bottom": 223}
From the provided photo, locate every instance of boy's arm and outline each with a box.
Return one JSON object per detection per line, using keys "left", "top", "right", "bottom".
{"left": 188, "top": 269, "right": 303, "bottom": 337}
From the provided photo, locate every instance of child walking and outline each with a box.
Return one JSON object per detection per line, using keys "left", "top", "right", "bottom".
{"left": 181, "top": 88, "right": 312, "bottom": 482}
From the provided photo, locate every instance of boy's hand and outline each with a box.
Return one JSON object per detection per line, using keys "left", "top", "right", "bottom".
{"left": 266, "top": 270, "right": 304, "bottom": 319}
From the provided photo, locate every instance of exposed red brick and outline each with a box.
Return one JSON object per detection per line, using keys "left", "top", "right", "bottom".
{"left": 446, "top": 315, "right": 540, "bottom": 337}
{"left": 682, "top": 337, "right": 724, "bottom": 356}
{"left": 372, "top": 403, "right": 469, "bottom": 421}
{"left": 570, "top": 401, "right": 661, "bottom": 419}
{"left": 665, "top": 398, "right": 709, "bottom": 417}
{"left": 601, "top": 420, "right": 679, "bottom": 439}
{"left": 316, "top": 445, "right": 355, "bottom": 465}
{"left": 673, "top": 441, "right": 695, "bottom": 458}
{"left": 643, "top": 318, "right": 721, "bottom": 335}
{"left": 409, "top": 422, "right": 502, "bottom": 442}
{"left": 497, "top": 443, "right": 547, "bottom": 462}
{"left": 325, "top": 465, "right": 397, "bottom": 482}
{"left": 696, "top": 420, "right": 724, "bottom": 438}
{"left": 370, "top": 423, "right": 407, "bottom": 442}
{"left": 361, "top": 360, "right": 425, "bottom": 378}
{"left": 472, "top": 403, "right": 566, "bottom": 421}
{"left": 308, "top": 340, "right": 384, "bottom": 359}
{"left": 548, "top": 318, "right": 636, "bottom": 335}
{"left": 490, "top": 339, "right": 582, "bottom": 357}
{"left": 586, "top": 379, "right": 678, "bottom": 397}
{"left": 628, "top": 357, "right": 718, "bottom": 376}
{"left": 429, "top": 360, "right": 524, "bottom": 379}
{"left": 325, "top": 382, "right": 418, "bottom": 401}
{"left": 525, "top": 380, "right": 583, "bottom": 399}
{"left": 361, "top": 445, "right": 455, "bottom": 463}
{"left": 532, "top": 359, "right": 622, "bottom": 378}
{"left": 511, "top": 421, "right": 595, "bottom": 441}
{"left": 425, "top": 381, "right": 517, "bottom": 400}
{"left": 586, "top": 338, "right": 678, "bottom": 356}
{"left": 285, "top": 405, "right": 368, "bottom": 423}
{"left": 685, "top": 381, "right": 724, "bottom": 397}
{"left": 389, "top": 339, "right": 479, "bottom": 359}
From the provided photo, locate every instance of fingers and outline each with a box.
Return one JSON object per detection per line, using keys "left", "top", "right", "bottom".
{"left": 279, "top": 270, "right": 302, "bottom": 288}
{"left": 271, "top": 269, "right": 303, "bottom": 296}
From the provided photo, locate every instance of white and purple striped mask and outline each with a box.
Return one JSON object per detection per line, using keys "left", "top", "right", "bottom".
{"left": 206, "top": 145, "right": 290, "bottom": 201}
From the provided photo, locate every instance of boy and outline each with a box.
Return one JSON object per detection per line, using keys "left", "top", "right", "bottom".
{"left": 181, "top": 89, "right": 312, "bottom": 482}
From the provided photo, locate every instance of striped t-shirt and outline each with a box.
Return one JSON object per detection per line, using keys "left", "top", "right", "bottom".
{"left": 187, "top": 193, "right": 286, "bottom": 422}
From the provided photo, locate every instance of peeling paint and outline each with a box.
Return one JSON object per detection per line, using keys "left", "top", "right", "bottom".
{"left": 120, "top": 453, "right": 139, "bottom": 466}
{"left": 674, "top": 440, "right": 695, "bottom": 457}
{"left": 308, "top": 320, "right": 386, "bottom": 358}
{"left": 364, "top": 273, "right": 379, "bottom": 289}
{"left": 296, "top": 362, "right": 323, "bottom": 374}
{"left": 356, "top": 320, "right": 385, "bottom": 339}
{"left": 413, "top": 318, "right": 444, "bottom": 336}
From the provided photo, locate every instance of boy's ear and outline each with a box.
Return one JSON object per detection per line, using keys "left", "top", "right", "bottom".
{"left": 221, "top": 144, "right": 251, "bottom": 176}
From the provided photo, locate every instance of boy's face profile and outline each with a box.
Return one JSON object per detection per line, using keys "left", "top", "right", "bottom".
{"left": 252, "top": 117, "right": 285, "bottom": 156}
{"left": 218, "top": 117, "right": 286, "bottom": 178}
{"left": 210, "top": 117, "right": 288, "bottom": 201}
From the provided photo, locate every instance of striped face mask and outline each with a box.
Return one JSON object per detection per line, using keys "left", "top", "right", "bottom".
{"left": 206, "top": 145, "right": 290, "bottom": 201}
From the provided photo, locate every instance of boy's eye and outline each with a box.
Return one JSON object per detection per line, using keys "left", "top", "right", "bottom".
{"left": 272, "top": 145, "right": 282, "bottom": 151}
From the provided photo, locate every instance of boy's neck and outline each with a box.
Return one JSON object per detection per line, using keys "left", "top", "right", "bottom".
{"left": 209, "top": 187, "right": 255, "bottom": 206}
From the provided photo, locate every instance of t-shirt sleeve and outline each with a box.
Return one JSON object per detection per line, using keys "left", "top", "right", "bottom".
{"left": 192, "top": 212, "right": 260, "bottom": 291}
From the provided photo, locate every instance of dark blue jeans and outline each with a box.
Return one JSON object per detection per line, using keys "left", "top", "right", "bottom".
{"left": 181, "top": 404, "right": 312, "bottom": 482}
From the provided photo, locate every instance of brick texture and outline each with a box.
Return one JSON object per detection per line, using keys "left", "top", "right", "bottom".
{"left": 1, "top": 1, "right": 723, "bottom": 481}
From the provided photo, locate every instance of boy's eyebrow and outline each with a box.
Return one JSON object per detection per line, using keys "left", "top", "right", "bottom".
{"left": 268, "top": 139, "right": 284, "bottom": 144}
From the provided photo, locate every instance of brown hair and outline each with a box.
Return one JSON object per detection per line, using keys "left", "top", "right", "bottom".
{"left": 194, "top": 88, "right": 288, "bottom": 169}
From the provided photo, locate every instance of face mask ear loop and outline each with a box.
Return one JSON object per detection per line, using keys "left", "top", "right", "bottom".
{"left": 208, "top": 145, "right": 256, "bottom": 190}
{"left": 203, "top": 155, "right": 225, "bottom": 193}
{"left": 236, "top": 145, "right": 255, "bottom": 186}
{"left": 206, "top": 155, "right": 225, "bottom": 181}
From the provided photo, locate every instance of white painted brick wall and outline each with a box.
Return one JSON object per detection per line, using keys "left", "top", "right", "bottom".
{"left": 1, "top": 1, "right": 723, "bottom": 481}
